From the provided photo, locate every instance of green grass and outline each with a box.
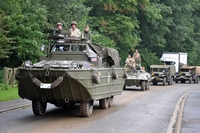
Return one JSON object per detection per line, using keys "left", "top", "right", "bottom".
{"left": 0, "top": 86, "right": 20, "bottom": 102}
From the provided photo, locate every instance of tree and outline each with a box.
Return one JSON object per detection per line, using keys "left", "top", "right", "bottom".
{"left": 0, "top": 0, "right": 48, "bottom": 67}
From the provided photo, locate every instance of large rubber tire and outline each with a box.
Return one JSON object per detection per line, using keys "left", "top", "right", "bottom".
{"left": 112, "top": 71, "right": 118, "bottom": 80}
{"left": 189, "top": 77, "right": 192, "bottom": 84}
{"left": 99, "top": 98, "right": 109, "bottom": 109}
{"left": 32, "top": 100, "right": 47, "bottom": 116}
{"left": 175, "top": 80, "right": 178, "bottom": 83}
{"left": 123, "top": 84, "right": 126, "bottom": 90}
{"left": 163, "top": 78, "right": 166, "bottom": 86}
{"left": 92, "top": 74, "right": 100, "bottom": 84}
{"left": 141, "top": 81, "right": 145, "bottom": 91}
{"left": 80, "top": 101, "right": 93, "bottom": 117}
{"left": 145, "top": 81, "right": 149, "bottom": 90}
{"left": 108, "top": 96, "right": 114, "bottom": 107}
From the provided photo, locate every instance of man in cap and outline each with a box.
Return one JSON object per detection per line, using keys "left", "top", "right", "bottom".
{"left": 82, "top": 25, "right": 92, "bottom": 41}
{"left": 68, "top": 21, "right": 81, "bottom": 38}
{"left": 54, "top": 22, "right": 63, "bottom": 34}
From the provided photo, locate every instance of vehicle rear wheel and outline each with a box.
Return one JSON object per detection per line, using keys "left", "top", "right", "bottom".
{"left": 80, "top": 101, "right": 93, "bottom": 117}
{"left": 141, "top": 81, "right": 145, "bottom": 91}
{"left": 145, "top": 81, "right": 149, "bottom": 90}
{"left": 32, "top": 100, "right": 47, "bottom": 116}
{"left": 163, "top": 78, "right": 166, "bottom": 86}
{"left": 189, "top": 77, "right": 192, "bottom": 84}
{"left": 123, "top": 84, "right": 126, "bottom": 90}
{"left": 99, "top": 98, "right": 109, "bottom": 109}
{"left": 175, "top": 80, "right": 178, "bottom": 83}
{"left": 108, "top": 96, "right": 114, "bottom": 107}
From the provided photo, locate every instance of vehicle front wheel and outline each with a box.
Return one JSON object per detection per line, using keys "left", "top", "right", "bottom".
{"left": 163, "top": 78, "right": 166, "bottom": 86}
{"left": 189, "top": 77, "right": 192, "bottom": 84}
{"left": 145, "top": 81, "right": 149, "bottom": 90}
{"left": 32, "top": 100, "right": 47, "bottom": 116}
{"left": 80, "top": 101, "right": 93, "bottom": 117}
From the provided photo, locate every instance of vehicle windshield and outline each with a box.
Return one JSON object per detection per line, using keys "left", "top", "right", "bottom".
{"left": 52, "top": 42, "right": 88, "bottom": 52}
{"left": 151, "top": 68, "right": 164, "bottom": 72}
{"left": 180, "top": 69, "right": 190, "bottom": 72}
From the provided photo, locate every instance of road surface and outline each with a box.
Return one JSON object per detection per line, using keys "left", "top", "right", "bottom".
{"left": 0, "top": 83, "right": 199, "bottom": 133}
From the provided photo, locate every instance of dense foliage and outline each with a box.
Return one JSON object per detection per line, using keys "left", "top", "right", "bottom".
{"left": 0, "top": 0, "right": 200, "bottom": 70}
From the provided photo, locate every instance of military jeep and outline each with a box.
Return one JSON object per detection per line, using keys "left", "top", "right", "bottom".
{"left": 16, "top": 35, "right": 126, "bottom": 117}
{"left": 174, "top": 65, "right": 198, "bottom": 84}
{"left": 150, "top": 65, "right": 175, "bottom": 86}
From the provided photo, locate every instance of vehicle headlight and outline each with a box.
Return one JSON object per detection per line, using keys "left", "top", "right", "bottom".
{"left": 24, "top": 60, "right": 32, "bottom": 67}
{"left": 71, "top": 61, "right": 78, "bottom": 68}
{"left": 151, "top": 73, "right": 154, "bottom": 76}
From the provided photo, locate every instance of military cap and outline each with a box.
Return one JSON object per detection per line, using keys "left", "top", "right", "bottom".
{"left": 71, "top": 21, "right": 77, "bottom": 26}
{"left": 56, "top": 22, "right": 63, "bottom": 26}
{"left": 85, "top": 25, "right": 89, "bottom": 28}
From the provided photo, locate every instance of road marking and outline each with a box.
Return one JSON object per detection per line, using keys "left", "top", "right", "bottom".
{"left": 167, "top": 89, "right": 194, "bottom": 133}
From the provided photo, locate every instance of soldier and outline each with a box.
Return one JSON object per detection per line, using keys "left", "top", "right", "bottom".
{"left": 68, "top": 21, "right": 81, "bottom": 38}
{"left": 133, "top": 49, "right": 141, "bottom": 69}
{"left": 82, "top": 25, "right": 92, "bottom": 42}
{"left": 54, "top": 22, "right": 63, "bottom": 34}
{"left": 125, "top": 55, "right": 135, "bottom": 72}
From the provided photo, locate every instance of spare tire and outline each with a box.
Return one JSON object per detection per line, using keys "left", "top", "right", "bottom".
{"left": 112, "top": 71, "right": 118, "bottom": 80}
{"left": 92, "top": 74, "right": 100, "bottom": 84}
{"left": 124, "top": 73, "right": 128, "bottom": 79}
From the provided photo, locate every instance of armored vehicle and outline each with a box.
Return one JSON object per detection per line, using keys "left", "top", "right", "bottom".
{"left": 174, "top": 65, "right": 198, "bottom": 83}
{"left": 150, "top": 65, "right": 175, "bottom": 86}
{"left": 123, "top": 69, "right": 152, "bottom": 91}
{"left": 17, "top": 35, "right": 126, "bottom": 117}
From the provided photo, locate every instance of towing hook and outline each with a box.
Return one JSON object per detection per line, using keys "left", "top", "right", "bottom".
{"left": 42, "top": 97, "right": 47, "bottom": 102}
{"left": 64, "top": 97, "right": 69, "bottom": 103}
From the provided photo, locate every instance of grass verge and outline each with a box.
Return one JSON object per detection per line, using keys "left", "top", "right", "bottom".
{"left": 0, "top": 86, "right": 20, "bottom": 102}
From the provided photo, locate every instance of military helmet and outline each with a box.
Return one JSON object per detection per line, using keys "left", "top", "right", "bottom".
{"left": 56, "top": 22, "right": 63, "bottom": 26}
{"left": 71, "top": 21, "right": 77, "bottom": 26}
{"left": 85, "top": 25, "right": 89, "bottom": 28}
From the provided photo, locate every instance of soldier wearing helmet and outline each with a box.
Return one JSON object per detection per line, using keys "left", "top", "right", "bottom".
{"left": 68, "top": 21, "right": 81, "bottom": 38}
{"left": 55, "top": 22, "right": 63, "bottom": 34}
{"left": 82, "top": 25, "right": 92, "bottom": 42}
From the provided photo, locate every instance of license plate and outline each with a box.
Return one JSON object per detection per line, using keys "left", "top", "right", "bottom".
{"left": 40, "top": 83, "right": 51, "bottom": 89}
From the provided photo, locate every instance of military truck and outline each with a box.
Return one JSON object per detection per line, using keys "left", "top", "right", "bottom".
{"left": 150, "top": 65, "right": 175, "bottom": 86}
{"left": 174, "top": 65, "right": 198, "bottom": 84}
{"left": 16, "top": 35, "right": 126, "bottom": 117}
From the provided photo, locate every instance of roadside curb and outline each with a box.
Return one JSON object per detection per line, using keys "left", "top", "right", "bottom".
{"left": 167, "top": 90, "right": 193, "bottom": 133}
{"left": 0, "top": 99, "right": 31, "bottom": 113}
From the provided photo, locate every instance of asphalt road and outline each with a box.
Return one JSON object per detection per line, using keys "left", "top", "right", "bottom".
{"left": 0, "top": 83, "right": 199, "bottom": 133}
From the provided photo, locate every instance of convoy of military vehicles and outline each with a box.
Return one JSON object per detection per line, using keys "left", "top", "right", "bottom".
{"left": 16, "top": 30, "right": 199, "bottom": 117}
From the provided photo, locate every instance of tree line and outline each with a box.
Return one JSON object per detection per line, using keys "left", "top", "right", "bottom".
{"left": 0, "top": 0, "right": 200, "bottom": 70}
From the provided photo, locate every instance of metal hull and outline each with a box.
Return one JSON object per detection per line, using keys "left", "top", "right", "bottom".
{"left": 18, "top": 67, "right": 125, "bottom": 105}
{"left": 124, "top": 71, "right": 152, "bottom": 86}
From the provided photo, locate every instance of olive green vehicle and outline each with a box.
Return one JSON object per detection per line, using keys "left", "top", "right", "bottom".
{"left": 174, "top": 65, "right": 198, "bottom": 84}
{"left": 17, "top": 35, "right": 126, "bottom": 117}
{"left": 150, "top": 65, "right": 175, "bottom": 86}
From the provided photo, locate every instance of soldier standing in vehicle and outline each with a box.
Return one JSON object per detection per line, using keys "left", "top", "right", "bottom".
{"left": 125, "top": 55, "right": 135, "bottom": 72}
{"left": 82, "top": 25, "right": 92, "bottom": 42}
{"left": 68, "top": 21, "right": 81, "bottom": 38}
{"left": 133, "top": 49, "right": 141, "bottom": 68}
{"left": 54, "top": 22, "right": 63, "bottom": 34}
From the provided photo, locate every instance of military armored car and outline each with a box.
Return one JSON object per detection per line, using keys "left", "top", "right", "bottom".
{"left": 16, "top": 35, "right": 126, "bottom": 117}
{"left": 174, "top": 65, "right": 198, "bottom": 84}
{"left": 123, "top": 68, "right": 152, "bottom": 91}
{"left": 150, "top": 65, "right": 175, "bottom": 86}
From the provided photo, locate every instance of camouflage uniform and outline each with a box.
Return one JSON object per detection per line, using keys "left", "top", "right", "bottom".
{"left": 125, "top": 57, "right": 135, "bottom": 72}
{"left": 133, "top": 51, "right": 141, "bottom": 69}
